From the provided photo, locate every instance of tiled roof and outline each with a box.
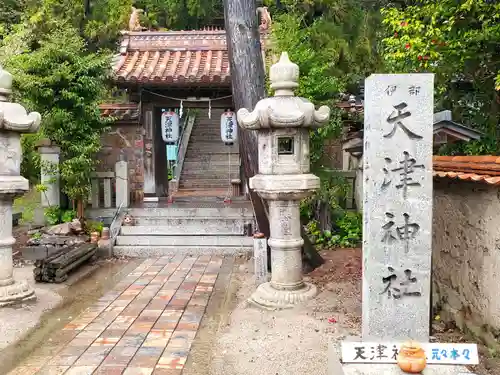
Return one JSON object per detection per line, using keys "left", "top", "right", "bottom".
{"left": 99, "top": 103, "right": 139, "bottom": 121}
{"left": 113, "top": 29, "right": 269, "bottom": 86}
{"left": 433, "top": 156, "right": 500, "bottom": 186}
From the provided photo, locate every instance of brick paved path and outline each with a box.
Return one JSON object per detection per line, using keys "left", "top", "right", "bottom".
{"left": 10, "top": 254, "right": 223, "bottom": 375}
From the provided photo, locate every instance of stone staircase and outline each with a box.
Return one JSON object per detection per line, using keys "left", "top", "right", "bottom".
{"left": 178, "top": 108, "right": 240, "bottom": 196}
{"left": 112, "top": 202, "right": 255, "bottom": 257}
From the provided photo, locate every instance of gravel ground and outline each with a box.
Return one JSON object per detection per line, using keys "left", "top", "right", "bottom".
{"left": 208, "top": 248, "right": 362, "bottom": 375}
{"left": 205, "top": 248, "right": 497, "bottom": 375}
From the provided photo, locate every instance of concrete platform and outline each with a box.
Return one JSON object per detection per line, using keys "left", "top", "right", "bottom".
{"left": 341, "top": 363, "right": 472, "bottom": 374}
{"left": 113, "top": 245, "right": 252, "bottom": 257}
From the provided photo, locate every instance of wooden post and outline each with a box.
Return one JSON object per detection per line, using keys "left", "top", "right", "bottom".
{"left": 223, "top": 0, "right": 270, "bottom": 238}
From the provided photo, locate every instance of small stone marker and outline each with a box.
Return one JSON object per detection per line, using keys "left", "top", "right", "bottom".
{"left": 253, "top": 232, "right": 268, "bottom": 285}
{"left": 362, "top": 74, "right": 434, "bottom": 342}
{"left": 341, "top": 341, "right": 479, "bottom": 366}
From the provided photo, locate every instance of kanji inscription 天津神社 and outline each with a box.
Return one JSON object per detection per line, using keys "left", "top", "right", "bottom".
{"left": 362, "top": 74, "right": 434, "bottom": 342}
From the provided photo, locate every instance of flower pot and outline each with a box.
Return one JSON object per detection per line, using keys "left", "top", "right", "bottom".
{"left": 397, "top": 341, "right": 427, "bottom": 374}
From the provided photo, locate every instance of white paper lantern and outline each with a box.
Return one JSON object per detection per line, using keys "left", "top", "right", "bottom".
{"left": 161, "top": 111, "right": 179, "bottom": 144}
{"left": 220, "top": 110, "right": 238, "bottom": 144}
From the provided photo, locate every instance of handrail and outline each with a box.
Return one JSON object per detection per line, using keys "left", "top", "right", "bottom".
{"left": 172, "top": 112, "right": 197, "bottom": 182}
{"left": 109, "top": 201, "right": 125, "bottom": 245}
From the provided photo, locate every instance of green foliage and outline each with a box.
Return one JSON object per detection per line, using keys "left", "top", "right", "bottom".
{"left": 44, "top": 206, "right": 61, "bottom": 225}
{"left": 61, "top": 210, "right": 77, "bottom": 223}
{"left": 0, "top": 0, "right": 27, "bottom": 39}
{"left": 300, "top": 170, "right": 351, "bottom": 222}
{"left": 335, "top": 211, "right": 362, "bottom": 247}
{"left": 134, "top": 0, "right": 223, "bottom": 30}
{"left": 6, "top": 25, "right": 112, "bottom": 204}
{"left": 270, "top": 0, "right": 381, "bottom": 168}
{"left": 381, "top": 0, "right": 500, "bottom": 154}
{"left": 31, "top": 231, "right": 42, "bottom": 240}
{"left": 85, "top": 220, "right": 104, "bottom": 235}
{"left": 305, "top": 211, "right": 362, "bottom": 248}
{"left": 20, "top": 133, "right": 41, "bottom": 184}
{"left": 13, "top": 190, "right": 40, "bottom": 226}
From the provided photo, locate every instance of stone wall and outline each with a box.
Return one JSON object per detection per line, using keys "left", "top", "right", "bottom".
{"left": 433, "top": 178, "right": 500, "bottom": 344}
{"left": 97, "top": 123, "right": 144, "bottom": 200}
{"left": 321, "top": 138, "right": 343, "bottom": 170}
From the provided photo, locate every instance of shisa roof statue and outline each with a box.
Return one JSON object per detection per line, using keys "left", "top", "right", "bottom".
{"left": 0, "top": 65, "right": 41, "bottom": 133}
{"left": 237, "top": 52, "right": 330, "bottom": 130}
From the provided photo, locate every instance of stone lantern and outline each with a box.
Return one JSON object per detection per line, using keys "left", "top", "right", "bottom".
{"left": 237, "top": 52, "right": 330, "bottom": 309}
{"left": 0, "top": 66, "right": 40, "bottom": 306}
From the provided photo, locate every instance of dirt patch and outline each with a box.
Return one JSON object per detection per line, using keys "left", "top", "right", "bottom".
{"left": 307, "top": 247, "right": 498, "bottom": 374}
{"left": 12, "top": 225, "right": 31, "bottom": 258}
{"left": 305, "top": 248, "right": 362, "bottom": 330}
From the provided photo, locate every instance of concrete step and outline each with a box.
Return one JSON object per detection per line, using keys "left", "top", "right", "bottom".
{"left": 127, "top": 206, "right": 254, "bottom": 218}
{"left": 121, "top": 218, "right": 247, "bottom": 235}
{"left": 113, "top": 245, "right": 252, "bottom": 257}
{"left": 115, "top": 235, "right": 253, "bottom": 247}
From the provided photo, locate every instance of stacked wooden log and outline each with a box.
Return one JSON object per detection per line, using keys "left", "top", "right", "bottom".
{"left": 33, "top": 243, "right": 97, "bottom": 283}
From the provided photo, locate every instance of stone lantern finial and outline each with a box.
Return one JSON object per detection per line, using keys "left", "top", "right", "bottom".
{"left": 0, "top": 65, "right": 13, "bottom": 101}
{"left": 270, "top": 52, "right": 299, "bottom": 96}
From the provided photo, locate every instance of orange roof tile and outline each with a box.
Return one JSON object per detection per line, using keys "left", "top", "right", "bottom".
{"left": 99, "top": 103, "right": 139, "bottom": 121}
{"left": 433, "top": 155, "right": 500, "bottom": 186}
{"left": 113, "top": 29, "right": 269, "bottom": 86}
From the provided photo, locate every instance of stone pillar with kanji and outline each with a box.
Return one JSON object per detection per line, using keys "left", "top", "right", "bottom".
{"left": 237, "top": 52, "right": 330, "bottom": 309}
{"left": 0, "top": 66, "right": 40, "bottom": 306}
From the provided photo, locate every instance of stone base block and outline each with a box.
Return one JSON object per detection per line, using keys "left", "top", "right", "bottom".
{"left": 340, "top": 363, "right": 472, "bottom": 375}
{"left": 0, "top": 280, "right": 36, "bottom": 307}
{"left": 248, "top": 281, "right": 317, "bottom": 310}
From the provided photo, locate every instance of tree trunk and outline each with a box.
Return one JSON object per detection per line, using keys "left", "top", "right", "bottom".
{"left": 223, "top": 0, "right": 324, "bottom": 271}
{"left": 223, "top": 0, "right": 270, "bottom": 239}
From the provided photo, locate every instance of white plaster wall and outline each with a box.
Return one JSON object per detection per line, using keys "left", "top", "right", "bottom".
{"left": 432, "top": 178, "right": 500, "bottom": 338}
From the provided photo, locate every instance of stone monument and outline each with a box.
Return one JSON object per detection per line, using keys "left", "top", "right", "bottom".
{"left": 362, "top": 74, "right": 434, "bottom": 341}
{"left": 36, "top": 138, "right": 60, "bottom": 208}
{"left": 237, "top": 52, "right": 330, "bottom": 309}
{"left": 0, "top": 65, "right": 40, "bottom": 306}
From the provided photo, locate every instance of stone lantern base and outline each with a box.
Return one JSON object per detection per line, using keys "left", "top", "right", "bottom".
{"left": 249, "top": 281, "right": 317, "bottom": 310}
{"left": 0, "top": 280, "right": 36, "bottom": 307}
{"left": 0, "top": 179, "right": 36, "bottom": 307}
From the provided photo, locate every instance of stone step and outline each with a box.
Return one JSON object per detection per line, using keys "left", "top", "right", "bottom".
{"left": 186, "top": 141, "right": 237, "bottom": 147}
{"left": 185, "top": 147, "right": 239, "bottom": 154}
{"left": 127, "top": 206, "right": 254, "bottom": 218}
{"left": 180, "top": 172, "right": 239, "bottom": 179}
{"left": 179, "top": 182, "right": 232, "bottom": 189}
{"left": 183, "top": 154, "right": 240, "bottom": 161}
{"left": 115, "top": 235, "right": 253, "bottom": 247}
{"left": 182, "top": 159, "right": 240, "bottom": 172}
{"left": 113, "top": 245, "right": 252, "bottom": 257}
{"left": 121, "top": 218, "right": 248, "bottom": 235}
{"left": 189, "top": 135, "right": 233, "bottom": 140}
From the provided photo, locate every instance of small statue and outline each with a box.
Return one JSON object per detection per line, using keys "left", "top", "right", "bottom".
{"left": 129, "top": 7, "right": 145, "bottom": 32}
{"left": 256, "top": 6, "right": 272, "bottom": 32}
{"left": 123, "top": 213, "right": 135, "bottom": 226}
